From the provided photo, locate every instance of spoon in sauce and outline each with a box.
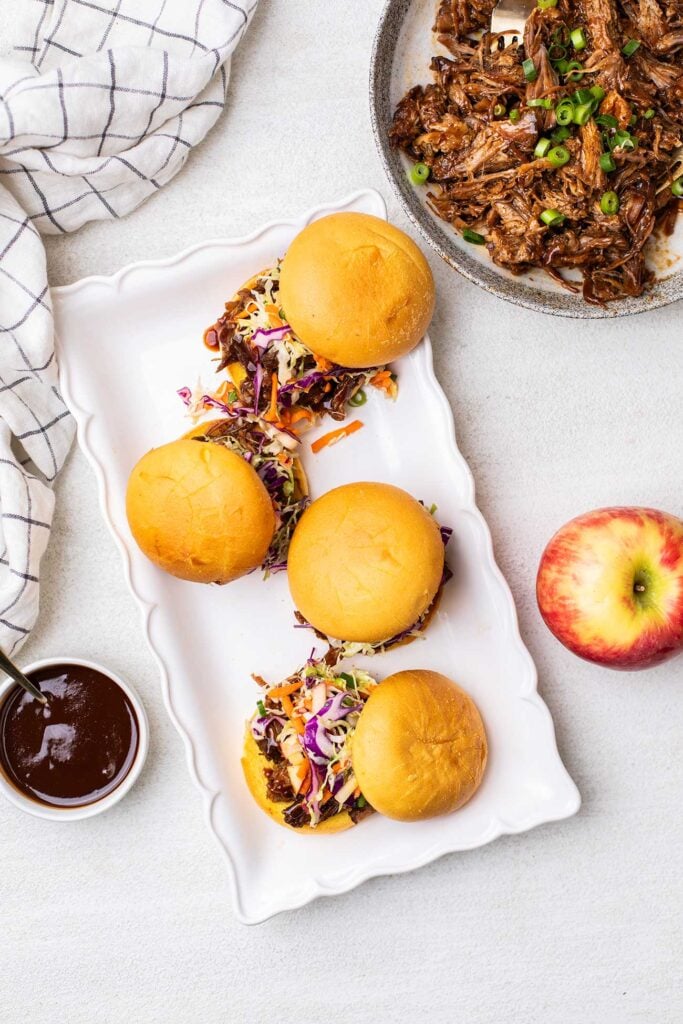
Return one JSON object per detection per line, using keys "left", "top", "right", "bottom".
{"left": 0, "top": 648, "right": 48, "bottom": 705}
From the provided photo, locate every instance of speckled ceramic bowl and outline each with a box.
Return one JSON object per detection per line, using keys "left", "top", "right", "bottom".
{"left": 369, "top": 0, "right": 683, "bottom": 318}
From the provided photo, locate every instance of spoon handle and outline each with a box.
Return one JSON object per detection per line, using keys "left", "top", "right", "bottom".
{"left": 0, "top": 650, "right": 47, "bottom": 705}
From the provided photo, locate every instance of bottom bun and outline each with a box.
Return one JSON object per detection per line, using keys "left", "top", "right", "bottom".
{"left": 241, "top": 729, "right": 355, "bottom": 834}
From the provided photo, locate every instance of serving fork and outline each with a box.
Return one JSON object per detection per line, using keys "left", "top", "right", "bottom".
{"left": 490, "top": 0, "right": 537, "bottom": 42}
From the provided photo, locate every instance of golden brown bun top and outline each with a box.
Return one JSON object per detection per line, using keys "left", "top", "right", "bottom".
{"left": 279, "top": 212, "right": 435, "bottom": 369}
{"left": 241, "top": 728, "right": 354, "bottom": 834}
{"left": 125, "top": 439, "right": 275, "bottom": 584}
{"left": 351, "top": 670, "right": 487, "bottom": 821}
{"left": 287, "top": 482, "right": 444, "bottom": 643}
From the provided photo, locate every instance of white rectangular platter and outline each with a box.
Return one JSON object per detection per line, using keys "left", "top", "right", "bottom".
{"left": 53, "top": 189, "right": 580, "bottom": 924}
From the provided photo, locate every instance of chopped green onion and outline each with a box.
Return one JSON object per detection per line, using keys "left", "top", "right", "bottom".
{"left": 256, "top": 700, "right": 266, "bottom": 717}
{"left": 554, "top": 58, "right": 570, "bottom": 75}
{"left": 644, "top": 107, "right": 655, "bottom": 119}
{"left": 599, "top": 152, "right": 616, "bottom": 172}
{"left": 595, "top": 113, "right": 619, "bottom": 129}
{"left": 357, "top": 795, "right": 367, "bottom": 809}
{"left": 493, "top": 103, "right": 506, "bottom": 116}
{"left": 573, "top": 88, "right": 594, "bottom": 104}
{"left": 534, "top": 137, "right": 552, "bottom": 158}
{"left": 622, "top": 38, "right": 640, "bottom": 57}
{"left": 548, "top": 145, "right": 571, "bottom": 167}
{"left": 509, "top": 108, "right": 521, "bottom": 123}
{"left": 552, "top": 27, "right": 569, "bottom": 45}
{"left": 611, "top": 129, "right": 637, "bottom": 151}
{"left": 528, "top": 97, "right": 554, "bottom": 109}
{"left": 349, "top": 389, "right": 367, "bottom": 407}
{"left": 339, "top": 672, "right": 355, "bottom": 689}
{"left": 555, "top": 99, "right": 575, "bottom": 125}
{"left": 551, "top": 125, "right": 571, "bottom": 142}
{"left": 409, "top": 162, "right": 430, "bottom": 185}
{"left": 537, "top": 0, "right": 559, "bottom": 7}
{"left": 672, "top": 178, "right": 683, "bottom": 198}
{"left": 600, "top": 190, "right": 620, "bottom": 214}
{"left": 565, "top": 60, "right": 584, "bottom": 81}
{"left": 570, "top": 27, "right": 587, "bottom": 50}
{"left": 548, "top": 43, "right": 567, "bottom": 61}
{"left": 572, "top": 102, "right": 594, "bottom": 125}
{"left": 462, "top": 228, "right": 486, "bottom": 244}
{"left": 540, "top": 208, "right": 566, "bottom": 226}
{"left": 629, "top": 113, "right": 637, "bottom": 126}
{"left": 589, "top": 85, "right": 606, "bottom": 101}
{"left": 523, "top": 58, "right": 538, "bottom": 82}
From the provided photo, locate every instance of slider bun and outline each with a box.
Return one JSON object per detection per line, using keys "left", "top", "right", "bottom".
{"left": 351, "top": 670, "right": 487, "bottom": 821}
{"left": 279, "top": 212, "right": 435, "bottom": 368}
{"left": 241, "top": 728, "right": 354, "bottom": 834}
{"left": 126, "top": 438, "right": 275, "bottom": 584}
{"left": 287, "top": 482, "right": 444, "bottom": 643}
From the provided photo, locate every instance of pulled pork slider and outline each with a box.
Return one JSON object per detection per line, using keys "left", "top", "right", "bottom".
{"left": 126, "top": 437, "right": 275, "bottom": 584}
{"left": 351, "top": 670, "right": 487, "bottom": 821}
{"left": 242, "top": 657, "right": 377, "bottom": 832}
{"left": 279, "top": 212, "right": 435, "bottom": 368}
{"left": 287, "top": 482, "right": 445, "bottom": 645}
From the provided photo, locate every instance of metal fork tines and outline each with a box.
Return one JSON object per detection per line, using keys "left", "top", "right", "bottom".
{"left": 490, "top": 0, "right": 537, "bottom": 43}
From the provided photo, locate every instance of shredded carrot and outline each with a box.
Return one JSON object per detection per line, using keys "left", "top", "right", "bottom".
{"left": 291, "top": 716, "right": 305, "bottom": 736}
{"left": 315, "top": 356, "right": 334, "bottom": 372}
{"left": 280, "top": 694, "right": 294, "bottom": 718}
{"left": 353, "top": 786, "right": 361, "bottom": 799}
{"left": 265, "top": 302, "right": 285, "bottom": 328}
{"left": 289, "top": 407, "right": 314, "bottom": 425}
{"left": 280, "top": 406, "right": 315, "bottom": 435}
{"left": 263, "top": 372, "right": 279, "bottom": 422}
{"left": 293, "top": 761, "right": 311, "bottom": 791}
{"left": 251, "top": 674, "right": 269, "bottom": 688}
{"left": 214, "top": 380, "right": 235, "bottom": 403}
{"left": 370, "top": 369, "right": 389, "bottom": 381}
{"left": 269, "top": 678, "right": 303, "bottom": 699}
{"left": 311, "top": 420, "right": 364, "bottom": 454}
{"left": 370, "top": 369, "right": 397, "bottom": 397}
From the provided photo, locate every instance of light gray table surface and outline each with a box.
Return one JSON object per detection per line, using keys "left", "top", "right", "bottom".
{"left": 1, "top": 3, "right": 681, "bottom": 1022}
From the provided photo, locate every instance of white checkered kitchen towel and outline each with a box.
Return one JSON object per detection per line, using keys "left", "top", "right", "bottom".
{"left": 0, "top": 0, "right": 257, "bottom": 654}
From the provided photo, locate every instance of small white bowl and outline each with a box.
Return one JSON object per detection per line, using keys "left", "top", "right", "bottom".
{"left": 0, "top": 657, "right": 149, "bottom": 821}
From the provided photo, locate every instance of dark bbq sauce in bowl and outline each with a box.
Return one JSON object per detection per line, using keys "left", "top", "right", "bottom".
{"left": 0, "top": 663, "right": 139, "bottom": 808}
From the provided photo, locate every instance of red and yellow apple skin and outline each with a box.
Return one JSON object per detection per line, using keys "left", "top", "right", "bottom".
{"left": 536, "top": 507, "right": 683, "bottom": 670}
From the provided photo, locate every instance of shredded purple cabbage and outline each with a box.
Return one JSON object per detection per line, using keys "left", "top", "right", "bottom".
{"left": 278, "top": 371, "right": 327, "bottom": 396}
{"left": 251, "top": 325, "right": 291, "bottom": 348}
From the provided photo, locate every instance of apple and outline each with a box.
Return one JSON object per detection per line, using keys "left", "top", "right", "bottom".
{"left": 536, "top": 507, "right": 683, "bottom": 670}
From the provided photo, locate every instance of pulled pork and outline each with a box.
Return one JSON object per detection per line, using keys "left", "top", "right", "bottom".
{"left": 390, "top": 0, "right": 683, "bottom": 303}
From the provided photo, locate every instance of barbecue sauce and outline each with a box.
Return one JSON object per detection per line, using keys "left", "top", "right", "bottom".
{"left": 0, "top": 663, "right": 139, "bottom": 808}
